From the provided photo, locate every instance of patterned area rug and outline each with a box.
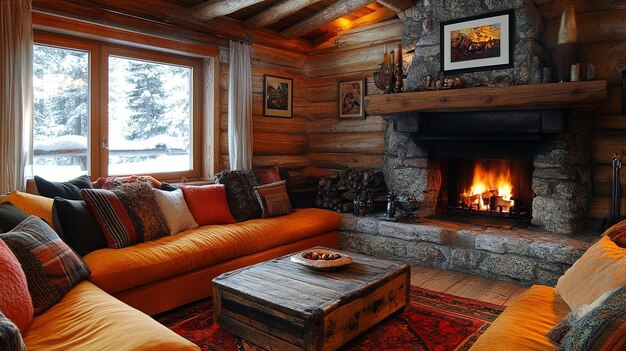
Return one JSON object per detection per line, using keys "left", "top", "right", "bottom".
{"left": 156, "top": 286, "right": 505, "bottom": 351}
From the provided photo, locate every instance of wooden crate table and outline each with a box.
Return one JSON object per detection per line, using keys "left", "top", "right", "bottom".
{"left": 212, "top": 248, "right": 410, "bottom": 351}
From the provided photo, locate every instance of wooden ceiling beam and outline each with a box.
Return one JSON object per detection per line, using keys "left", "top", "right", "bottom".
{"left": 280, "top": 0, "right": 376, "bottom": 39}
{"left": 245, "top": 0, "right": 323, "bottom": 29}
{"left": 376, "top": 0, "right": 413, "bottom": 13}
{"left": 192, "top": 0, "right": 266, "bottom": 22}
{"left": 32, "top": 0, "right": 314, "bottom": 53}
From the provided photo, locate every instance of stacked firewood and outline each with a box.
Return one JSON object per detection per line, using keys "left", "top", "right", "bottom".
{"left": 315, "top": 168, "right": 386, "bottom": 213}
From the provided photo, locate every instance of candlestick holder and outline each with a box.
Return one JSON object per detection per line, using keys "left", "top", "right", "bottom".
{"left": 394, "top": 63, "right": 403, "bottom": 93}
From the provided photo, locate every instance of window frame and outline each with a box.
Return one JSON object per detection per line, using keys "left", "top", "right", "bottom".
{"left": 33, "top": 31, "right": 203, "bottom": 182}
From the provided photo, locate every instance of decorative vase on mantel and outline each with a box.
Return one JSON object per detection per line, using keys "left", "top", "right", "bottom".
{"left": 555, "top": 5, "right": 578, "bottom": 82}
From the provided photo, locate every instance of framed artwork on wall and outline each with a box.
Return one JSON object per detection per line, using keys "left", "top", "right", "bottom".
{"left": 440, "top": 9, "right": 514, "bottom": 75}
{"left": 263, "top": 75, "right": 293, "bottom": 118}
{"left": 338, "top": 78, "right": 365, "bottom": 119}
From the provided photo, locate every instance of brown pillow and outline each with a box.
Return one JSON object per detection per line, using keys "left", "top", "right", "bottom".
{"left": 215, "top": 170, "right": 263, "bottom": 222}
{"left": 253, "top": 180, "right": 293, "bottom": 218}
{"left": 603, "top": 219, "right": 626, "bottom": 248}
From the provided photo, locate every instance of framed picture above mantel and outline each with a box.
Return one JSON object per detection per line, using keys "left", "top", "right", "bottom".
{"left": 440, "top": 9, "right": 514, "bottom": 75}
{"left": 263, "top": 74, "right": 293, "bottom": 118}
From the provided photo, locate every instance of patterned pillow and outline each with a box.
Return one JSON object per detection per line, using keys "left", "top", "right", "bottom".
{"left": 152, "top": 188, "right": 198, "bottom": 235}
{"left": 1, "top": 216, "right": 90, "bottom": 315}
{"left": 80, "top": 189, "right": 138, "bottom": 248}
{"left": 255, "top": 165, "right": 281, "bottom": 184}
{"left": 215, "top": 170, "right": 263, "bottom": 222}
{"left": 0, "top": 312, "right": 26, "bottom": 351}
{"left": 554, "top": 285, "right": 626, "bottom": 350}
{"left": 114, "top": 182, "right": 169, "bottom": 242}
{"left": 92, "top": 175, "right": 162, "bottom": 190}
{"left": 253, "top": 180, "right": 293, "bottom": 218}
{"left": 34, "top": 175, "right": 92, "bottom": 200}
{"left": 603, "top": 219, "right": 626, "bottom": 248}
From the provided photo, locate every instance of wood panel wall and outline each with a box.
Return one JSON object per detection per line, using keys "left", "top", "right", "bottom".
{"left": 217, "top": 45, "right": 313, "bottom": 193}
{"left": 302, "top": 20, "right": 403, "bottom": 183}
{"left": 536, "top": 0, "right": 626, "bottom": 221}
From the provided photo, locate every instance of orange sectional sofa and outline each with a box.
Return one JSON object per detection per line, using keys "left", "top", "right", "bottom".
{"left": 2, "top": 190, "right": 342, "bottom": 350}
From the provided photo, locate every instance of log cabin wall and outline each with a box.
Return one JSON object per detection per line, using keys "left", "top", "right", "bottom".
{"left": 302, "top": 20, "right": 403, "bottom": 183}
{"left": 536, "top": 0, "right": 626, "bottom": 223}
{"left": 218, "top": 45, "right": 311, "bottom": 190}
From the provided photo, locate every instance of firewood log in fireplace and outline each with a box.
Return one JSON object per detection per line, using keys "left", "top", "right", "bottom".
{"left": 315, "top": 168, "right": 386, "bottom": 213}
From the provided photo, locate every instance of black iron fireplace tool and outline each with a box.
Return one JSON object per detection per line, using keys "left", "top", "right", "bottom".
{"left": 610, "top": 153, "right": 623, "bottom": 226}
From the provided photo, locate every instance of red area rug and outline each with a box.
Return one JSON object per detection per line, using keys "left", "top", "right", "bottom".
{"left": 156, "top": 286, "right": 505, "bottom": 351}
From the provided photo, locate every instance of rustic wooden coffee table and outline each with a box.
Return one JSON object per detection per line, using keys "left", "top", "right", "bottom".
{"left": 212, "top": 247, "right": 410, "bottom": 351}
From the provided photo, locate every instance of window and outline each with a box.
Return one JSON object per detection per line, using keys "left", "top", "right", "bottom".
{"left": 32, "top": 32, "right": 201, "bottom": 181}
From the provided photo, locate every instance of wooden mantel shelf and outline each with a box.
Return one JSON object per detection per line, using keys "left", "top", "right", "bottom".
{"left": 364, "top": 80, "right": 608, "bottom": 115}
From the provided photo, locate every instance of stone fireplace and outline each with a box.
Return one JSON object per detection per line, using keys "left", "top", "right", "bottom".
{"left": 381, "top": 0, "right": 593, "bottom": 234}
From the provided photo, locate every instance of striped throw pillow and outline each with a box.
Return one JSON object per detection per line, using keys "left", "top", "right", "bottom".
{"left": 1, "top": 216, "right": 90, "bottom": 315}
{"left": 253, "top": 180, "right": 293, "bottom": 218}
{"left": 0, "top": 312, "right": 26, "bottom": 351}
{"left": 80, "top": 189, "right": 138, "bottom": 248}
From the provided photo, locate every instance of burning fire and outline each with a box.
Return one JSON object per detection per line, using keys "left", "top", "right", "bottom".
{"left": 461, "top": 161, "right": 515, "bottom": 212}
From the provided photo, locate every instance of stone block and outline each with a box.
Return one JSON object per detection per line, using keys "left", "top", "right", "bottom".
{"left": 529, "top": 241, "right": 585, "bottom": 264}
{"left": 413, "top": 225, "right": 444, "bottom": 243}
{"left": 450, "top": 249, "right": 484, "bottom": 270}
{"left": 355, "top": 216, "right": 380, "bottom": 234}
{"left": 479, "top": 254, "right": 536, "bottom": 281}
{"left": 452, "top": 230, "right": 477, "bottom": 248}
{"left": 338, "top": 214, "right": 357, "bottom": 231}
{"left": 370, "top": 236, "right": 406, "bottom": 258}
{"left": 538, "top": 261, "right": 566, "bottom": 274}
{"left": 536, "top": 269, "right": 561, "bottom": 287}
{"left": 378, "top": 221, "right": 419, "bottom": 241}
{"left": 475, "top": 234, "right": 531, "bottom": 255}
{"left": 407, "top": 242, "right": 448, "bottom": 266}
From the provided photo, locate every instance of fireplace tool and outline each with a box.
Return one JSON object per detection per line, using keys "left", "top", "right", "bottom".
{"left": 610, "top": 153, "right": 623, "bottom": 225}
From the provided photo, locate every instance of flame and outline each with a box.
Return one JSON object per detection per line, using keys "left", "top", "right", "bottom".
{"left": 462, "top": 161, "right": 514, "bottom": 211}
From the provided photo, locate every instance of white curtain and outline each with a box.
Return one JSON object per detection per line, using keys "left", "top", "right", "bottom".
{"left": 227, "top": 40, "right": 253, "bottom": 170}
{"left": 0, "top": 0, "right": 33, "bottom": 193}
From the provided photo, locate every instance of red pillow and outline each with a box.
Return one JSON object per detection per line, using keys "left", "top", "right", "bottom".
{"left": 180, "top": 184, "right": 235, "bottom": 225}
{"left": 256, "top": 165, "right": 281, "bottom": 184}
{"left": 0, "top": 239, "right": 33, "bottom": 331}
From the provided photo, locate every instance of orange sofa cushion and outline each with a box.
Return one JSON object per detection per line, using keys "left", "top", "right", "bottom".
{"left": 469, "top": 285, "right": 571, "bottom": 351}
{"left": 22, "top": 281, "right": 198, "bottom": 351}
{"left": 83, "top": 208, "right": 341, "bottom": 294}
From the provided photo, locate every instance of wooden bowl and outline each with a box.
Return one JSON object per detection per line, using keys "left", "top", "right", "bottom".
{"left": 290, "top": 249, "right": 353, "bottom": 270}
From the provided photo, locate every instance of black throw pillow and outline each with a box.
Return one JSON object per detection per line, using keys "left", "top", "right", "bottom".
{"left": 52, "top": 197, "right": 107, "bottom": 256}
{"left": 159, "top": 182, "right": 179, "bottom": 191}
{"left": 0, "top": 203, "right": 28, "bottom": 233}
{"left": 34, "top": 175, "right": 93, "bottom": 200}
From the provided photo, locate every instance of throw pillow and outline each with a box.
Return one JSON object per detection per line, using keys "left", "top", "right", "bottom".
{"left": 34, "top": 175, "right": 92, "bottom": 200}
{"left": 556, "top": 285, "right": 626, "bottom": 351}
{"left": 253, "top": 180, "right": 293, "bottom": 218}
{"left": 0, "top": 203, "right": 28, "bottom": 233}
{"left": 159, "top": 182, "right": 179, "bottom": 191}
{"left": 555, "top": 236, "right": 626, "bottom": 311}
{"left": 92, "top": 175, "right": 162, "bottom": 190}
{"left": 180, "top": 184, "right": 235, "bottom": 226}
{"left": 152, "top": 188, "right": 198, "bottom": 235}
{"left": 80, "top": 188, "right": 138, "bottom": 248}
{"left": 0, "top": 191, "right": 54, "bottom": 227}
{"left": 548, "top": 287, "right": 619, "bottom": 343}
{"left": 603, "top": 219, "right": 626, "bottom": 248}
{"left": 113, "top": 182, "right": 169, "bottom": 242}
{"left": 0, "top": 240, "right": 33, "bottom": 331}
{"left": 0, "top": 312, "right": 26, "bottom": 351}
{"left": 1, "top": 216, "right": 90, "bottom": 315}
{"left": 256, "top": 165, "right": 281, "bottom": 184}
{"left": 214, "top": 170, "right": 263, "bottom": 222}
{"left": 52, "top": 198, "right": 107, "bottom": 256}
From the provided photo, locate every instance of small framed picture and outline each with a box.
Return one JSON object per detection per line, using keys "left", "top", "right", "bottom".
{"left": 338, "top": 78, "right": 365, "bottom": 119}
{"left": 440, "top": 9, "right": 514, "bottom": 75}
{"left": 263, "top": 75, "right": 293, "bottom": 118}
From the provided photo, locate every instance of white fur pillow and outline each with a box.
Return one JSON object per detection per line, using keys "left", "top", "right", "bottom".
{"left": 152, "top": 188, "right": 199, "bottom": 235}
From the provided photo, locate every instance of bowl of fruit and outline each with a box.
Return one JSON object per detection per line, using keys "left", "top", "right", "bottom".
{"left": 290, "top": 248, "right": 353, "bottom": 270}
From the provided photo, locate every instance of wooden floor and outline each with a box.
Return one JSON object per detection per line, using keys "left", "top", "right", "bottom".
{"left": 410, "top": 265, "right": 529, "bottom": 307}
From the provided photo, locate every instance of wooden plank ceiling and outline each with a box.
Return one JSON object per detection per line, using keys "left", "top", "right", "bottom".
{"left": 32, "top": 0, "right": 413, "bottom": 52}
